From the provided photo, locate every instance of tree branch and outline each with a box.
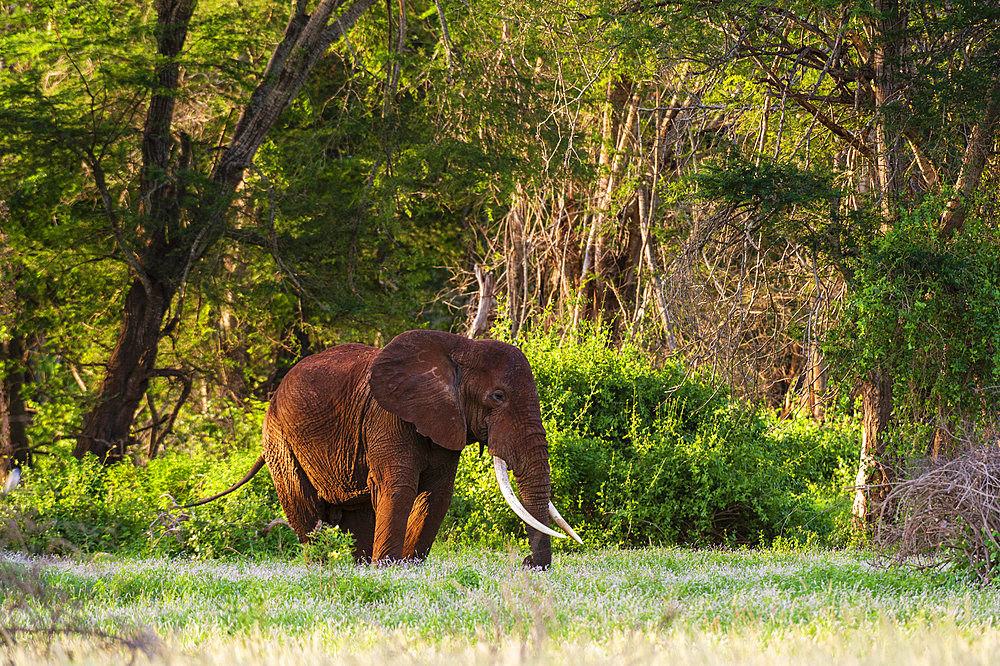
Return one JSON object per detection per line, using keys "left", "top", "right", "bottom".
{"left": 903, "top": 131, "right": 940, "bottom": 193}
{"left": 227, "top": 0, "right": 312, "bottom": 144}
{"left": 434, "top": 0, "right": 454, "bottom": 77}
{"left": 87, "top": 151, "right": 154, "bottom": 297}
{"left": 751, "top": 66, "right": 874, "bottom": 161}
{"left": 940, "top": 80, "right": 1000, "bottom": 238}
{"left": 212, "top": 0, "right": 376, "bottom": 188}
{"left": 139, "top": 0, "right": 197, "bottom": 228}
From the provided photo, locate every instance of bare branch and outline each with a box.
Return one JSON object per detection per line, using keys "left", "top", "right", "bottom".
{"left": 434, "top": 0, "right": 455, "bottom": 77}
{"left": 940, "top": 80, "right": 1000, "bottom": 238}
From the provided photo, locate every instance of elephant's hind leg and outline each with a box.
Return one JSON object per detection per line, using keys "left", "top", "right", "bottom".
{"left": 402, "top": 490, "right": 450, "bottom": 560}
{"left": 263, "top": 432, "right": 325, "bottom": 542}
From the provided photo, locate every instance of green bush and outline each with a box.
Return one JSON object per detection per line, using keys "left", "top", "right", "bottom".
{"left": 1, "top": 400, "right": 297, "bottom": 558}
{"left": 0, "top": 453, "right": 150, "bottom": 554}
{"left": 827, "top": 207, "right": 1000, "bottom": 455}
{"left": 299, "top": 524, "right": 355, "bottom": 565}
{"left": 1, "top": 332, "right": 857, "bottom": 557}
{"left": 443, "top": 326, "right": 856, "bottom": 549}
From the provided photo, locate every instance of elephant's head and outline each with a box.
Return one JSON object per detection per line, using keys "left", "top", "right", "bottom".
{"left": 368, "top": 329, "right": 581, "bottom": 568}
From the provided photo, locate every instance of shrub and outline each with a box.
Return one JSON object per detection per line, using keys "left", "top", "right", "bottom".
{"left": 0, "top": 453, "right": 151, "bottom": 555}
{"left": 443, "top": 326, "right": 856, "bottom": 549}
{"left": 876, "top": 446, "right": 1000, "bottom": 583}
{"left": 1, "top": 400, "right": 297, "bottom": 558}
{"left": 299, "top": 524, "right": 355, "bottom": 565}
{"left": 2, "top": 331, "right": 856, "bottom": 557}
{"left": 827, "top": 208, "right": 1000, "bottom": 457}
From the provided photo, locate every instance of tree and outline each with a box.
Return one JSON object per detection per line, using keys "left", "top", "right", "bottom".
{"left": 0, "top": 228, "right": 30, "bottom": 486}
{"left": 488, "top": 1, "right": 998, "bottom": 527}
{"left": 615, "top": 0, "right": 1000, "bottom": 526}
{"left": 83, "top": 0, "right": 381, "bottom": 461}
{"left": 1, "top": 0, "right": 378, "bottom": 462}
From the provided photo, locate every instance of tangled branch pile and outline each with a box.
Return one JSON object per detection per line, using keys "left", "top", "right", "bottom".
{"left": 876, "top": 446, "right": 1000, "bottom": 583}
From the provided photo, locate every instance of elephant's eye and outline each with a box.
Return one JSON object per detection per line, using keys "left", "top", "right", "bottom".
{"left": 489, "top": 390, "right": 506, "bottom": 404}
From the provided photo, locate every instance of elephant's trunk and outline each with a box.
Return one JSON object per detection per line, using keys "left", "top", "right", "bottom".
{"left": 491, "top": 423, "right": 582, "bottom": 569}
{"left": 512, "top": 455, "right": 554, "bottom": 569}
{"left": 492, "top": 457, "right": 563, "bottom": 542}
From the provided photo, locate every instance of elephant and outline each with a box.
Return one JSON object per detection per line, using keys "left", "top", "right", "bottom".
{"left": 186, "top": 329, "right": 581, "bottom": 568}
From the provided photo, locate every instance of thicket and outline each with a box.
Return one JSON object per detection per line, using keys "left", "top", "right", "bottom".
{"left": 0, "top": 328, "right": 856, "bottom": 557}
{"left": 827, "top": 207, "right": 1000, "bottom": 454}
{"left": 445, "top": 327, "right": 856, "bottom": 550}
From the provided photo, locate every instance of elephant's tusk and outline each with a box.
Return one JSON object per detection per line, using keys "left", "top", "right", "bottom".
{"left": 493, "top": 457, "right": 566, "bottom": 540}
{"left": 548, "top": 501, "right": 583, "bottom": 545}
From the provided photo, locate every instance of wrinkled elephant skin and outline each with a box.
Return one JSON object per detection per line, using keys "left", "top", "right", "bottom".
{"left": 261, "top": 330, "right": 564, "bottom": 567}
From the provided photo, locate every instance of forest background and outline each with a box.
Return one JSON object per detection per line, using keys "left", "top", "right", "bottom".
{"left": 1, "top": 0, "right": 999, "bottom": 561}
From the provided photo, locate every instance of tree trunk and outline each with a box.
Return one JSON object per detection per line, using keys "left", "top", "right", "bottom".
{"left": 1, "top": 335, "right": 31, "bottom": 481}
{"left": 75, "top": 0, "right": 377, "bottom": 462}
{"left": 805, "top": 343, "right": 827, "bottom": 421}
{"left": 75, "top": 278, "right": 173, "bottom": 461}
{"left": 869, "top": 0, "right": 908, "bottom": 224}
{"left": 467, "top": 265, "right": 496, "bottom": 339}
{"left": 940, "top": 81, "right": 1000, "bottom": 237}
{"left": 852, "top": 368, "right": 895, "bottom": 528}
{"left": 74, "top": 0, "right": 194, "bottom": 462}
{"left": 637, "top": 186, "right": 676, "bottom": 348}
{"left": 574, "top": 81, "right": 617, "bottom": 330}
{"left": 0, "top": 221, "right": 30, "bottom": 482}
{"left": 218, "top": 302, "right": 250, "bottom": 401}
{"left": 506, "top": 193, "right": 528, "bottom": 338}
{"left": 851, "top": 0, "right": 907, "bottom": 524}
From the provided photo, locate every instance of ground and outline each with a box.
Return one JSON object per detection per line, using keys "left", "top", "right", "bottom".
{"left": 2, "top": 546, "right": 999, "bottom": 664}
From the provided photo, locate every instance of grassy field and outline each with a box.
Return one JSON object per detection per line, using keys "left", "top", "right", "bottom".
{"left": 3, "top": 546, "right": 999, "bottom": 664}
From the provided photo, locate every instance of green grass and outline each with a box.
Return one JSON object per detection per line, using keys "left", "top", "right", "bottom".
{"left": 3, "top": 547, "right": 1000, "bottom": 664}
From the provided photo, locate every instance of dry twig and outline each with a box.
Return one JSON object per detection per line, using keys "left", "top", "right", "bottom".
{"left": 875, "top": 446, "right": 1000, "bottom": 583}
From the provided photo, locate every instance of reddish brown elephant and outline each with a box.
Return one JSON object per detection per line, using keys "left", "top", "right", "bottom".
{"left": 187, "top": 329, "right": 580, "bottom": 568}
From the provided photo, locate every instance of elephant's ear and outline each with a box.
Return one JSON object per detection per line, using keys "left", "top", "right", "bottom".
{"left": 369, "top": 330, "right": 468, "bottom": 451}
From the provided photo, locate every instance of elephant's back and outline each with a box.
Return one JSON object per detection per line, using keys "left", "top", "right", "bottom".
{"left": 271, "top": 343, "right": 379, "bottom": 400}
{"left": 266, "top": 343, "right": 379, "bottom": 505}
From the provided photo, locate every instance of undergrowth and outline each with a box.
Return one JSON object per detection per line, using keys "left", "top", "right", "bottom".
{"left": 0, "top": 327, "right": 857, "bottom": 558}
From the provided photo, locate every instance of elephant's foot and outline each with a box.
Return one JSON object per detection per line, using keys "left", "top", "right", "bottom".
{"left": 522, "top": 554, "right": 550, "bottom": 571}
{"left": 371, "top": 555, "right": 426, "bottom": 568}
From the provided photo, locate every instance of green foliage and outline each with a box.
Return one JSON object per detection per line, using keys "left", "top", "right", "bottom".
{"left": 299, "top": 525, "right": 355, "bottom": 566}
{"left": 828, "top": 203, "right": 1000, "bottom": 451}
{"left": 330, "top": 573, "right": 400, "bottom": 604}
{"left": 688, "top": 152, "right": 864, "bottom": 276}
{"left": 448, "top": 565, "right": 482, "bottom": 589}
{"left": 693, "top": 154, "right": 840, "bottom": 215}
{"left": 444, "top": 325, "right": 856, "bottom": 549}
{"left": 1, "top": 400, "right": 297, "bottom": 558}
{"left": 0, "top": 0, "right": 501, "bottom": 454}
{"left": 2, "top": 332, "right": 856, "bottom": 558}
{"left": 949, "top": 528, "right": 1000, "bottom": 584}
{"left": 0, "top": 453, "right": 150, "bottom": 554}
{"left": 170, "top": 446, "right": 297, "bottom": 560}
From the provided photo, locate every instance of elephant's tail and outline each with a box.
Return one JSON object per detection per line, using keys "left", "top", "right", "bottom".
{"left": 181, "top": 455, "right": 266, "bottom": 509}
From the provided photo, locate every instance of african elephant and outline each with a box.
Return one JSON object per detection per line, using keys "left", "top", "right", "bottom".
{"left": 187, "top": 329, "right": 580, "bottom": 568}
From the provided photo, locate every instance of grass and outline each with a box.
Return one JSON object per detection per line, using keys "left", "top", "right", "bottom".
{"left": 2, "top": 546, "right": 1000, "bottom": 664}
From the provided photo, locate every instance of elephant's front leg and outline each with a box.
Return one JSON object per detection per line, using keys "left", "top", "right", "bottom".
{"left": 370, "top": 479, "right": 419, "bottom": 563}
{"left": 403, "top": 449, "right": 461, "bottom": 560}
{"left": 367, "top": 429, "right": 421, "bottom": 563}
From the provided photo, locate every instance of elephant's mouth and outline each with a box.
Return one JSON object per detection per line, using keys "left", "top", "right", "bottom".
{"left": 492, "top": 456, "right": 583, "bottom": 544}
